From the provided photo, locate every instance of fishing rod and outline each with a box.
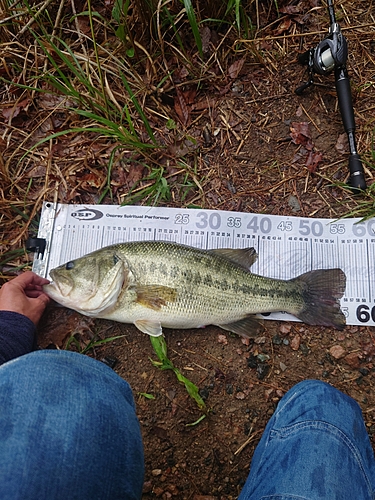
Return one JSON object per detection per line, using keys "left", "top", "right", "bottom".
{"left": 295, "top": 0, "right": 366, "bottom": 193}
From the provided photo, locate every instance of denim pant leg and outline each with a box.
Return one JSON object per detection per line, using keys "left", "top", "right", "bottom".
{"left": 0, "top": 350, "right": 144, "bottom": 500}
{"left": 239, "top": 379, "right": 375, "bottom": 500}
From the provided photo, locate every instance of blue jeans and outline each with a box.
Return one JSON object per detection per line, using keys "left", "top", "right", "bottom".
{"left": 239, "top": 379, "right": 375, "bottom": 500}
{"left": 0, "top": 353, "right": 374, "bottom": 500}
{"left": 0, "top": 350, "right": 144, "bottom": 500}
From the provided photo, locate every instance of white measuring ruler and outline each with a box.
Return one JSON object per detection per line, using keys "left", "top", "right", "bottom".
{"left": 33, "top": 203, "right": 375, "bottom": 327}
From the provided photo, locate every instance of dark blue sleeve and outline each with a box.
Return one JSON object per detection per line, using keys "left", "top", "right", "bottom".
{"left": 0, "top": 311, "right": 36, "bottom": 365}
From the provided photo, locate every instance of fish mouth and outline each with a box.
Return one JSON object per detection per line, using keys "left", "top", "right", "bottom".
{"left": 44, "top": 271, "right": 74, "bottom": 298}
{"left": 42, "top": 281, "right": 58, "bottom": 299}
{"left": 43, "top": 281, "right": 61, "bottom": 297}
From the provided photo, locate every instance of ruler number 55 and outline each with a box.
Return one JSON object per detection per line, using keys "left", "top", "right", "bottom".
{"left": 330, "top": 223, "right": 345, "bottom": 234}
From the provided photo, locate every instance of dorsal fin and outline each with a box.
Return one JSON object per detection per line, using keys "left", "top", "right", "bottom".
{"left": 209, "top": 247, "right": 258, "bottom": 269}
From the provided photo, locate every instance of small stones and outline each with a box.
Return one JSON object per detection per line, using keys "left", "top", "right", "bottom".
{"left": 199, "top": 386, "right": 210, "bottom": 401}
{"left": 288, "top": 194, "right": 301, "bottom": 212}
{"left": 359, "top": 367, "right": 369, "bottom": 376}
{"left": 279, "top": 324, "right": 292, "bottom": 334}
{"left": 225, "top": 384, "right": 233, "bottom": 395}
{"left": 329, "top": 345, "right": 346, "bottom": 360}
{"left": 272, "top": 334, "right": 283, "bottom": 345}
{"left": 152, "top": 469, "right": 163, "bottom": 477}
{"left": 256, "top": 363, "right": 270, "bottom": 380}
{"left": 300, "top": 343, "right": 309, "bottom": 356}
{"left": 235, "top": 391, "right": 246, "bottom": 400}
{"left": 217, "top": 334, "right": 228, "bottom": 345}
{"left": 247, "top": 354, "right": 258, "bottom": 369}
{"left": 344, "top": 352, "right": 360, "bottom": 369}
{"left": 279, "top": 361, "right": 287, "bottom": 372}
{"left": 290, "top": 334, "right": 301, "bottom": 351}
{"left": 257, "top": 353, "right": 270, "bottom": 362}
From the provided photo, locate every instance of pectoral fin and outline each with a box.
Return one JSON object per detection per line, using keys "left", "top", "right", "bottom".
{"left": 217, "top": 315, "right": 263, "bottom": 338}
{"left": 136, "top": 285, "right": 177, "bottom": 310}
{"left": 209, "top": 247, "right": 257, "bottom": 269}
{"left": 135, "top": 319, "right": 163, "bottom": 337}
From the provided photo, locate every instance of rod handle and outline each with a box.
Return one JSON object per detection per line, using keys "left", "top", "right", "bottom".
{"left": 335, "top": 67, "right": 355, "bottom": 132}
{"left": 348, "top": 154, "right": 366, "bottom": 192}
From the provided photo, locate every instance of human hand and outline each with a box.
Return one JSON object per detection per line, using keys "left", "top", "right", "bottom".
{"left": 0, "top": 272, "right": 51, "bottom": 325}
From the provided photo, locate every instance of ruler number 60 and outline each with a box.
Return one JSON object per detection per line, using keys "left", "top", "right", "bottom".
{"left": 356, "top": 304, "right": 375, "bottom": 323}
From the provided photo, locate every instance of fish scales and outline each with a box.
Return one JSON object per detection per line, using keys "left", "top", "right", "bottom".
{"left": 44, "top": 240, "right": 347, "bottom": 338}
{"left": 112, "top": 242, "right": 301, "bottom": 318}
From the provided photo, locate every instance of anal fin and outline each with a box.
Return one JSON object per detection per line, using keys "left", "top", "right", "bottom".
{"left": 216, "top": 315, "right": 263, "bottom": 339}
{"left": 134, "top": 319, "right": 163, "bottom": 337}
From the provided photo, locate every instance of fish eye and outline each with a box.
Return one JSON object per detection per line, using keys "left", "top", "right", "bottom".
{"left": 65, "top": 261, "right": 75, "bottom": 270}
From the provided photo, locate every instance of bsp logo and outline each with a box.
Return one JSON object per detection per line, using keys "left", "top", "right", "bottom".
{"left": 71, "top": 209, "right": 103, "bottom": 221}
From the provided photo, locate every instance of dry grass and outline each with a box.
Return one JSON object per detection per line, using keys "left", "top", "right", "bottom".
{"left": 1, "top": 0, "right": 375, "bottom": 280}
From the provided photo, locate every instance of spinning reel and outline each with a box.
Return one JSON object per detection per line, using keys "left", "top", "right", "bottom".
{"left": 295, "top": 0, "right": 366, "bottom": 192}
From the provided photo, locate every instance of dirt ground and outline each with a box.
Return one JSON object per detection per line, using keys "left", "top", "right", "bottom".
{"left": 2, "top": 1, "right": 375, "bottom": 498}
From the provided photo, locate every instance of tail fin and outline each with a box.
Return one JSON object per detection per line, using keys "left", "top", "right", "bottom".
{"left": 292, "top": 269, "right": 346, "bottom": 330}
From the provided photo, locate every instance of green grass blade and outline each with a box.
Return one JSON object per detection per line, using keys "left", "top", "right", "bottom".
{"left": 181, "top": 0, "right": 203, "bottom": 58}
{"left": 162, "top": 7, "right": 186, "bottom": 55}
{"left": 235, "top": 0, "right": 241, "bottom": 32}
{"left": 139, "top": 392, "right": 156, "bottom": 400}
{"left": 81, "top": 334, "right": 126, "bottom": 353}
{"left": 0, "top": 249, "right": 27, "bottom": 267}
{"left": 150, "top": 335, "right": 172, "bottom": 368}
{"left": 120, "top": 73, "right": 157, "bottom": 144}
{"left": 149, "top": 336, "right": 206, "bottom": 409}
{"left": 174, "top": 369, "right": 206, "bottom": 409}
{"left": 20, "top": 122, "right": 157, "bottom": 164}
{"left": 185, "top": 414, "right": 207, "bottom": 426}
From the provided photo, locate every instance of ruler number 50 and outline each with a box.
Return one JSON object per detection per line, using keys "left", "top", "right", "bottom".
{"left": 299, "top": 220, "right": 323, "bottom": 236}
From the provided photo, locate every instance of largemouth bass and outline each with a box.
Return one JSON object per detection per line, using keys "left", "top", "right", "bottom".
{"left": 44, "top": 240, "right": 346, "bottom": 337}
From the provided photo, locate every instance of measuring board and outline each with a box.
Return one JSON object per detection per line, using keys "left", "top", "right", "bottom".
{"left": 32, "top": 202, "right": 375, "bottom": 327}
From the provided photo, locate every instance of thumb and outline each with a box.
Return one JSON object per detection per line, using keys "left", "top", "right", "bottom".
{"left": 28, "top": 293, "right": 51, "bottom": 325}
{"left": 35, "top": 292, "right": 51, "bottom": 308}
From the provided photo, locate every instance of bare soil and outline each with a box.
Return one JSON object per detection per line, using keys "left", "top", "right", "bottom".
{"left": 2, "top": 1, "right": 375, "bottom": 498}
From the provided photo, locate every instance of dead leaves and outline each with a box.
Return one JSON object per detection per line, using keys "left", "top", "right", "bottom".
{"left": 228, "top": 57, "right": 245, "bottom": 80}
{"left": 335, "top": 133, "right": 348, "bottom": 154}
{"left": 38, "top": 309, "right": 95, "bottom": 349}
{"left": 2, "top": 98, "right": 30, "bottom": 124}
{"left": 174, "top": 87, "right": 196, "bottom": 126}
{"left": 172, "top": 53, "right": 246, "bottom": 126}
{"left": 290, "top": 121, "right": 323, "bottom": 173}
{"left": 274, "top": 1, "right": 319, "bottom": 35}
